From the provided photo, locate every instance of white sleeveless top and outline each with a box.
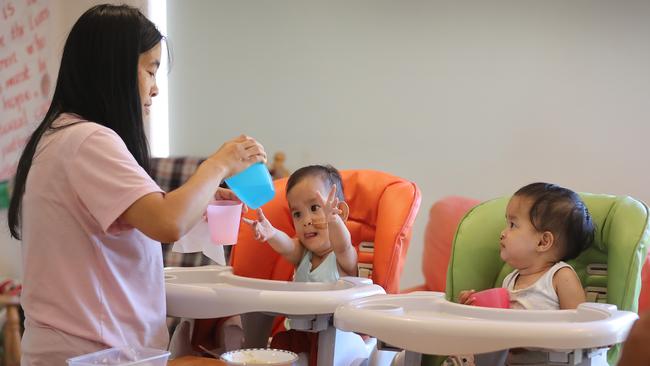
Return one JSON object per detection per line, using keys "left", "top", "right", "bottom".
{"left": 294, "top": 250, "right": 340, "bottom": 283}
{"left": 502, "top": 261, "right": 573, "bottom": 310}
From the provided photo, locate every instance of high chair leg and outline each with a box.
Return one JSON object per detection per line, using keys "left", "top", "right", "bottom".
{"left": 317, "top": 327, "right": 373, "bottom": 366}
{"left": 3, "top": 304, "right": 21, "bottom": 366}
{"left": 241, "top": 312, "right": 275, "bottom": 348}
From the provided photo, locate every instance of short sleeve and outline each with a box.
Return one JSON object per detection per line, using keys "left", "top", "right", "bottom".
{"left": 66, "top": 128, "right": 163, "bottom": 233}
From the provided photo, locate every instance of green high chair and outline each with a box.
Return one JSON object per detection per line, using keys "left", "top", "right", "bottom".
{"left": 425, "top": 193, "right": 649, "bottom": 366}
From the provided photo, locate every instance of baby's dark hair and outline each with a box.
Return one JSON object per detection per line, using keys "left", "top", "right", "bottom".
{"left": 514, "top": 182, "right": 595, "bottom": 261}
{"left": 286, "top": 165, "right": 345, "bottom": 202}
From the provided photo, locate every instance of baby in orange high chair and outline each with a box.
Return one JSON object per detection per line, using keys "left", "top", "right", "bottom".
{"left": 241, "top": 165, "right": 357, "bottom": 366}
{"left": 449, "top": 182, "right": 595, "bottom": 366}
{"left": 244, "top": 164, "right": 357, "bottom": 281}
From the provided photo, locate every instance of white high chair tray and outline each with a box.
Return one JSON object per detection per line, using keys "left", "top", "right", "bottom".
{"left": 333, "top": 292, "right": 638, "bottom": 355}
{"left": 165, "top": 265, "right": 385, "bottom": 319}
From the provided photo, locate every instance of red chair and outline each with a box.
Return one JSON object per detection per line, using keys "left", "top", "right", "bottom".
{"left": 402, "top": 196, "right": 480, "bottom": 293}
{"left": 640, "top": 257, "right": 650, "bottom": 313}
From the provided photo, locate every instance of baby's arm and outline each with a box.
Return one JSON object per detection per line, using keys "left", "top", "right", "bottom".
{"left": 317, "top": 185, "right": 357, "bottom": 276}
{"left": 243, "top": 208, "right": 304, "bottom": 265}
{"left": 554, "top": 266, "right": 586, "bottom": 309}
{"left": 328, "top": 213, "right": 357, "bottom": 276}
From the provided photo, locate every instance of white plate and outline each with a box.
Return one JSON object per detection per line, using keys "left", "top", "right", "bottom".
{"left": 221, "top": 348, "right": 298, "bottom": 366}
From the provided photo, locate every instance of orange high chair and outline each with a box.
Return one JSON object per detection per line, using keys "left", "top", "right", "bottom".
{"left": 228, "top": 169, "right": 421, "bottom": 364}
{"left": 231, "top": 169, "right": 421, "bottom": 292}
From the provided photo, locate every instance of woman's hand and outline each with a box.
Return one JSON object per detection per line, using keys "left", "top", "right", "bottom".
{"left": 242, "top": 208, "right": 276, "bottom": 242}
{"left": 207, "top": 135, "right": 266, "bottom": 178}
{"left": 458, "top": 290, "right": 476, "bottom": 305}
{"left": 214, "top": 188, "right": 248, "bottom": 214}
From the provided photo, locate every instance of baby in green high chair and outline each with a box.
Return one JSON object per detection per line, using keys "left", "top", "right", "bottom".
{"left": 450, "top": 182, "right": 595, "bottom": 366}
{"left": 244, "top": 164, "right": 357, "bottom": 281}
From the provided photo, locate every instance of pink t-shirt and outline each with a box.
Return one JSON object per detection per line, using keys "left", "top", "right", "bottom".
{"left": 20, "top": 113, "right": 168, "bottom": 364}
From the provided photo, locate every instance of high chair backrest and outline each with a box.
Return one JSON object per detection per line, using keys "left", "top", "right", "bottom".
{"left": 230, "top": 169, "right": 421, "bottom": 294}
{"left": 446, "top": 193, "right": 650, "bottom": 365}
{"left": 422, "top": 196, "right": 480, "bottom": 292}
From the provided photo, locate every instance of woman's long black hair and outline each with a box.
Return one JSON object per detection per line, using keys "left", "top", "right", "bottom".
{"left": 8, "top": 4, "right": 163, "bottom": 239}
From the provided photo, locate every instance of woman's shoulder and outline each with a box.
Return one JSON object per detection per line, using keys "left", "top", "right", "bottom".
{"left": 48, "top": 113, "right": 122, "bottom": 149}
{"left": 35, "top": 114, "right": 129, "bottom": 166}
{"left": 52, "top": 113, "right": 115, "bottom": 138}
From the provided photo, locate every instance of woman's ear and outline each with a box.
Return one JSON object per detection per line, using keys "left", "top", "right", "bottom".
{"left": 537, "top": 231, "right": 555, "bottom": 252}
{"left": 338, "top": 201, "right": 350, "bottom": 221}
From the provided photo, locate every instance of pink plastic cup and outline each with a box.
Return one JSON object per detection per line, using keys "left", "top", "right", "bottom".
{"left": 206, "top": 200, "right": 243, "bottom": 245}
{"left": 471, "top": 288, "right": 510, "bottom": 309}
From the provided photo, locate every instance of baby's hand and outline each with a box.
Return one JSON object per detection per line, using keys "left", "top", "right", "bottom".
{"left": 316, "top": 184, "right": 343, "bottom": 224}
{"left": 458, "top": 290, "right": 476, "bottom": 305}
{"left": 242, "top": 208, "right": 276, "bottom": 242}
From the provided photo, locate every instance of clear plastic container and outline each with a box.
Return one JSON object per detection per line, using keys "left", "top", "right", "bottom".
{"left": 67, "top": 346, "right": 170, "bottom": 365}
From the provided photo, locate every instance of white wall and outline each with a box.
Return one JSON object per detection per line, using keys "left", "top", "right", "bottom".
{"left": 167, "top": 0, "right": 650, "bottom": 288}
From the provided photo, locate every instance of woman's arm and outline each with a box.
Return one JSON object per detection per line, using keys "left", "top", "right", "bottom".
{"left": 121, "top": 135, "right": 265, "bottom": 243}
{"left": 554, "top": 267, "right": 586, "bottom": 309}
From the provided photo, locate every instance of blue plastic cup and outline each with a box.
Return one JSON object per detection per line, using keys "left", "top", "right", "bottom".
{"left": 225, "top": 163, "right": 275, "bottom": 209}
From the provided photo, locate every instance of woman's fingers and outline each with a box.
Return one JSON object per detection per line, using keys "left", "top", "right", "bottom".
{"left": 234, "top": 134, "right": 251, "bottom": 142}
{"left": 215, "top": 188, "right": 236, "bottom": 201}
{"left": 239, "top": 138, "right": 266, "bottom": 158}
{"left": 224, "top": 136, "right": 267, "bottom": 164}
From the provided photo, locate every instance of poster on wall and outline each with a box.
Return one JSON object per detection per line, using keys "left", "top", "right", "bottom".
{"left": 0, "top": 0, "right": 53, "bottom": 189}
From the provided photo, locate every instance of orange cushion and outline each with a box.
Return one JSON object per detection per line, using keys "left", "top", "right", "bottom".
{"left": 422, "top": 196, "right": 479, "bottom": 292}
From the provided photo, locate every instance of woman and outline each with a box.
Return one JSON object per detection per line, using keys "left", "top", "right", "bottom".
{"left": 618, "top": 311, "right": 650, "bottom": 365}
{"left": 8, "top": 4, "right": 265, "bottom": 365}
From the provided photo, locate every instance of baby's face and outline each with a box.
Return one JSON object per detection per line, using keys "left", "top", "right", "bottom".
{"left": 500, "top": 195, "right": 543, "bottom": 269}
{"left": 287, "top": 176, "right": 332, "bottom": 255}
